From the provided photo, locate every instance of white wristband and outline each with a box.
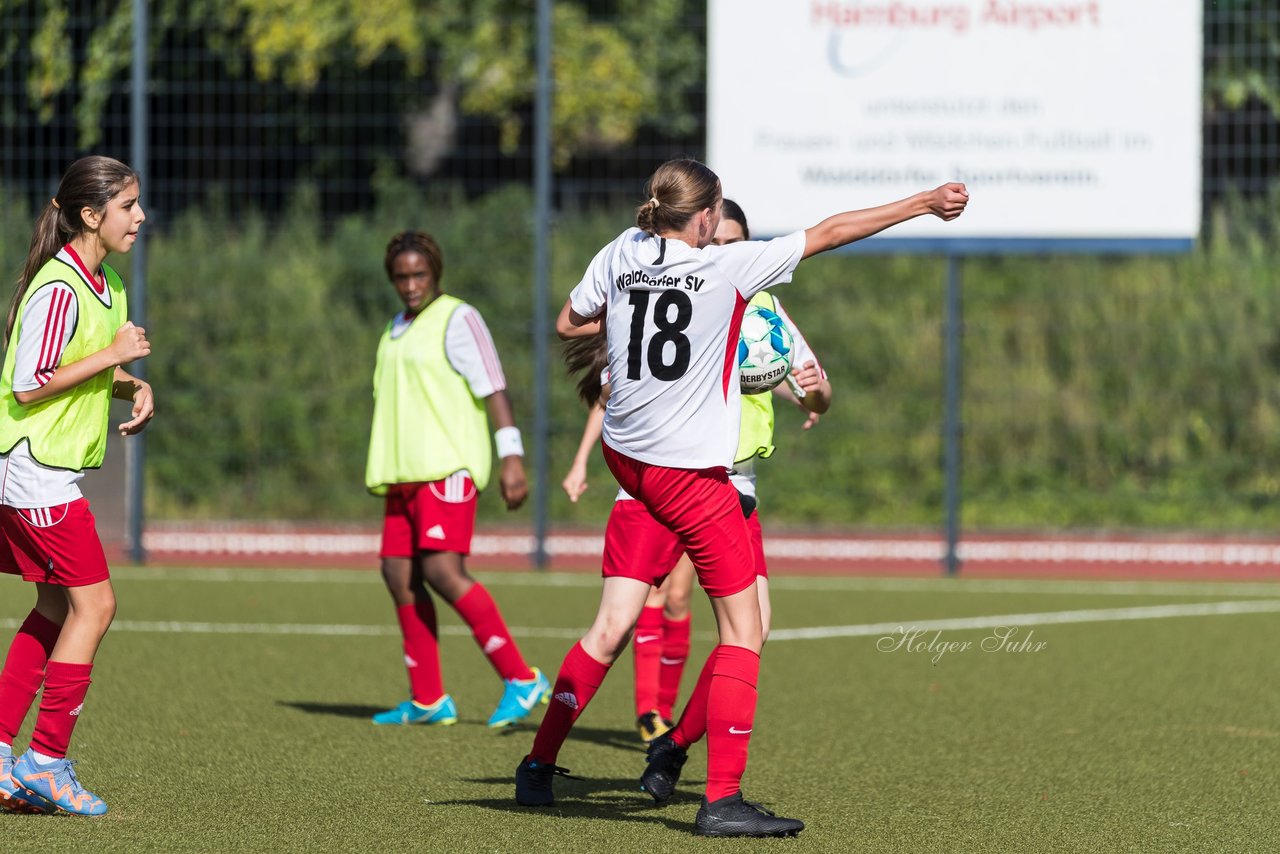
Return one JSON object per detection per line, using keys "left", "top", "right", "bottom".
{"left": 495, "top": 426, "right": 524, "bottom": 458}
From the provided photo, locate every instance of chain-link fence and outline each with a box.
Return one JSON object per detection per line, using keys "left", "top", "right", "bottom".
{"left": 1, "top": 2, "right": 1278, "bottom": 554}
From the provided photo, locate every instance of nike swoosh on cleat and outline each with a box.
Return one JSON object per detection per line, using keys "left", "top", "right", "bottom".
{"left": 516, "top": 689, "right": 543, "bottom": 711}
{"left": 728, "top": 726, "right": 753, "bottom": 734}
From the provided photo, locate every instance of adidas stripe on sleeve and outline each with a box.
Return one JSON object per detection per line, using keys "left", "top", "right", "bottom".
{"left": 11, "top": 282, "right": 79, "bottom": 392}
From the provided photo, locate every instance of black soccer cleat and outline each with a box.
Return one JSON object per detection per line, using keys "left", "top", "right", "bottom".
{"left": 515, "top": 755, "right": 579, "bottom": 806}
{"left": 639, "top": 734, "right": 688, "bottom": 804}
{"left": 694, "top": 792, "right": 805, "bottom": 838}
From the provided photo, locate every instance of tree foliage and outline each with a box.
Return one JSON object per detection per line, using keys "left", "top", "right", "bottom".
{"left": 1, "top": 0, "right": 703, "bottom": 162}
{"left": 1204, "top": 0, "right": 1280, "bottom": 117}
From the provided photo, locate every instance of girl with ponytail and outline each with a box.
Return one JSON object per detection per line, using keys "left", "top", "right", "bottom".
{"left": 519, "top": 157, "right": 967, "bottom": 836}
{"left": 0, "top": 155, "right": 154, "bottom": 817}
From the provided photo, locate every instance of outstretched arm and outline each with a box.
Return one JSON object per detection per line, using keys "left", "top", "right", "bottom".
{"left": 803, "top": 183, "right": 969, "bottom": 260}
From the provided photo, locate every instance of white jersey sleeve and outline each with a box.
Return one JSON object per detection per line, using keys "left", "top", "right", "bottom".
{"left": 773, "top": 297, "right": 826, "bottom": 379}
{"left": 710, "top": 230, "right": 806, "bottom": 300}
{"left": 568, "top": 241, "right": 614, "bottom": 320}
{"left": 444, "top": 304, "right": 507, "bottom": 399}
{"left": 11, "top": 282, "right": 78, "bottom": 393}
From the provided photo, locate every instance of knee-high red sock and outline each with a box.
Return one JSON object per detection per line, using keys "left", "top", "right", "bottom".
{"left": 632, "top": 606, "right": 664, "bottom": 717}
{"left": 657, "top": 614, "right": 690, "bottom": 720}
{"left": 669, "top": 647, "right": 718, "bottom": 749}
{"left": 0, "top": 611, "right": 62, "bottom": 744}
{"left": 453, "top": 584, "right": 534, "bottom": 682}
{"left": 529, "top": 642, "right": 611, "bottom": 765}
{"left": 396, "top": 601, "right": 444, "bottom": 705}
{"left": 29, "top": 661, "right": 92, "bottom": 759}
{"left": 704, "top": 645, "right": 760, "bottom": 802}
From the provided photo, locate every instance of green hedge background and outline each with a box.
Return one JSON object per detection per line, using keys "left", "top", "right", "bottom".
{"left": 3, "top": 179, "right": 1279, "bottom": 533}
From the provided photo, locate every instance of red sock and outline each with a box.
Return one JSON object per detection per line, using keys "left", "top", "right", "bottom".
{"left": 529, "top": 642, "right": 611, "bottom": 765}
{"left": 29, "top": 661, "right": 92, "bottom": 759}
{"left": 396, "top": 601, "right": 444, "bottom": 705}
{"left": 0, "top": 611, "right": 62, "bottom": 744}
{"left": 453, "top": 584, "right": 534, "bottom": 682}
{"left": 704, "top": 645, "right": 760, "bottom": 802}
{"left": 669, "top": 647, "right": 718, "bottom": 749}
{"left": 632, "top": 606, "right": 664, "bottom": 717}
{"left": 657, "top": 614, "right": 691, "bottom": 720}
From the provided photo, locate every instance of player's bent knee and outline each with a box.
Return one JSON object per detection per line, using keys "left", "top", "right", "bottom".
{"left": 583, "top": 621, "right": 634, "bottom": 663}
{"left": 581, "top": 633, "right": 625, "bottom": 665}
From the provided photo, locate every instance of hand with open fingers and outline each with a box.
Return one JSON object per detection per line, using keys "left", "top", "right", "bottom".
{"left": 802, "top": 410, "right": 821, "bottom": 431}
{"left": 111, "top": 321, "right": 150, "bottom": 365}
{"left": 119, "top": 381, "right": 155, "bottom": 435}
{"left": 562, "top": 461, "right": 589, "bottom": 503}
{"left": 500, "top": 456, "right": 529, "bottom": 510}
{"left": 928, "top": 183, "right": 969, "bottom": 221}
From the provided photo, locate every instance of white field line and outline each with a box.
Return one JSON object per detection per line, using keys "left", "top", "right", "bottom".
{"left": 3, "top": 600, "right": 1277, "bottom": 643}
{"left": 95, "top": 565, "right": 1280, "bottom": 599}
{"left": 141, "top": 531, "right": 1280, "bottom": 567}
{"left": 766, "top": 599, "right": 1280, "bottom": 641}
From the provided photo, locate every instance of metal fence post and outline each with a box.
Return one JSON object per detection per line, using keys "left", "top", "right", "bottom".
{"left": 127, "top": 0, "right": 149, "bottom": 564}
{"left": 530, "top": 0, "right": 553, "bottom": 568}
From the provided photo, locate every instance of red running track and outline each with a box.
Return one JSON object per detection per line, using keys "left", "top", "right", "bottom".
{"left": 121, "top": 523, "right": 1280, "bottom": 582}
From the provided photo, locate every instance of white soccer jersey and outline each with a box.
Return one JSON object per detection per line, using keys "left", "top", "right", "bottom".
{"left": 390, "top": 302, "right": 507, "bottom": 399}
{"left": 570, "top": 227, "right": 805, "bottom": 470}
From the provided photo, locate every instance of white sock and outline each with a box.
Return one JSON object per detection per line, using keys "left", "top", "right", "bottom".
{"left": 0, "top": 741, "right": 11, "bottom": 754}
{"left": 30, "top": 749, "right": 60, "bottom": 765}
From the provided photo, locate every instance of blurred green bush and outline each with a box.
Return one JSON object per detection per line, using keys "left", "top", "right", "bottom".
{"left": 2, "top": 180, "right": 1278, "bottom": 533}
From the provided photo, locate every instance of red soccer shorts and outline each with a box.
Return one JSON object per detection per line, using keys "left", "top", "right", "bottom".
{"left": 380, "top": 472, "right": 477, "bottom": 557}
{"left": 601, "top": 498, "right": 684, "bottom": 586}
{"left": 601, "top": 442, "right": 755, "bottom": 598}
{"left": 0, "top": 498, "right": 110, "bottom": 587}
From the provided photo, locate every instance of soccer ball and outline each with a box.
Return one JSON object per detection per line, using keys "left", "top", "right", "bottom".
{"left": 738, "top": 304, "right": 793, "bottom": 394}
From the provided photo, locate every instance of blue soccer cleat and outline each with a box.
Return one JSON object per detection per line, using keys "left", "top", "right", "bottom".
{"left": 487, "top": 667, "right": 551, "bottom": 728}
{"left": 12, "top": 751, "right": 107, "bottom": 816}
{"left": 371, "top": 694, "right": 458, "bottom": 726}
{"left": 1, "top": 744, "right": 45, "bottom": 814}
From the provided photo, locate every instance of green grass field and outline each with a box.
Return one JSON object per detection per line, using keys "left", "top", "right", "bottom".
{"left": 2, "top": 566, "right": 1277, "bottom": 852}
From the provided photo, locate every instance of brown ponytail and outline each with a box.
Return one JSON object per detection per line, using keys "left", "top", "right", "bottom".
{"left": 8, "top": 155, "right": 139, "bottom": 343}
{"left": 634, "top": 159, "right": 722, "bottom": 236}
{"left": 563, "top": 332, "right": 609, "bottom": 406}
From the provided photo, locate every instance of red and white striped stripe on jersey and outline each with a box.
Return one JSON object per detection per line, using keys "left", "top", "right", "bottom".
{"left": 34, "top": 287, "right": 74, "bottom": 387}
